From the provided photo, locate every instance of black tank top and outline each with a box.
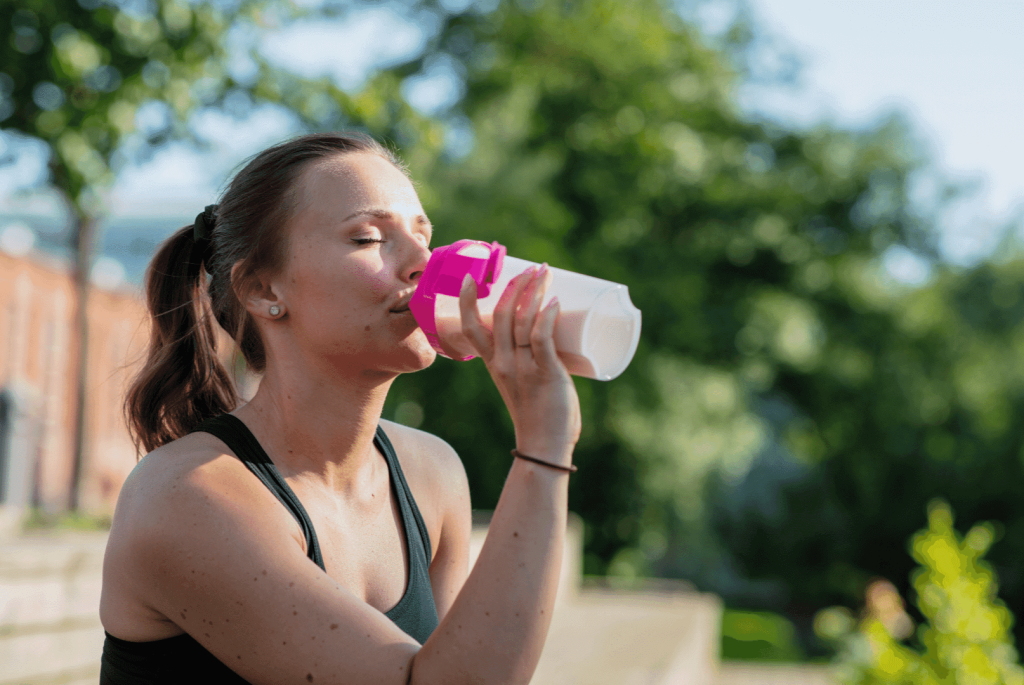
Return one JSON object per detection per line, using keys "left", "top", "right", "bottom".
{"left": 100, "top": 415, "right": 439, "bottom": 684}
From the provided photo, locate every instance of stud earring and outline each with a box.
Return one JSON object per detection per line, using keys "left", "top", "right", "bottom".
{"left": 269, "top": 305, "right": 281, "bottom": 317}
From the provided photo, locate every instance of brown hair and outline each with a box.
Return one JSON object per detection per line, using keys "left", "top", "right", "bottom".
{"left": 125, "top": 132, "right": 404, "bottom": 453}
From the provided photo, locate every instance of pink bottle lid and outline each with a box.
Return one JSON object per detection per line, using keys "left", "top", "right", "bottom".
{"left": 409, "top": 240, "right": 506, "bottom": 360}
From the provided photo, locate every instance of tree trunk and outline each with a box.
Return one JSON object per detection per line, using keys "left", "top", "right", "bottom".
{"left": 66, "top": 211, "right": 95, "bottom": 513}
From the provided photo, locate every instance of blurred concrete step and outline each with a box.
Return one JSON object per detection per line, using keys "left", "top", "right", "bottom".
{"left": 532, "top": 587, "right": 722, "bottom": 685}
{"left": 470, "top": 516, "right": 724, "bottom": 685}
{"left": 0, "top": 533, "right": 107, "bottom": 685}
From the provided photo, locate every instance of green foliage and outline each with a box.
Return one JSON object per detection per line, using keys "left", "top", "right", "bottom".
{"left": 820, "top": 501, "right": 1024, "bottom": 685}
{"left": 710, "top": 252, "right": 1024, "bottom": 634}
{"left": 721, "top": 609, "right": 804, "bottom": 662}
{"left": 2, "top": 0, "right": 229, "bottom": 207}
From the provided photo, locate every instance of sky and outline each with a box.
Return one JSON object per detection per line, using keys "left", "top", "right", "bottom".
{"left": 736, "top": 0, "right": 1024, "bottom": 265}
{"left": 1, "top": 0, "right": 1021, "bottom": 275}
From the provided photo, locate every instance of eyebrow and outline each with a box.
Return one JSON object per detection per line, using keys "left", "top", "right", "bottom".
{"left": 342, "top": 208, "right": 432, "bottom": 229}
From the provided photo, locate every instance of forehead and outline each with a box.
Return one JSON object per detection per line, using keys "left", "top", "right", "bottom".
{"left": 292, "top": 152, "right": 422, "bottom": 220}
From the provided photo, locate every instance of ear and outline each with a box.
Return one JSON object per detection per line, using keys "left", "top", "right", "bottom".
{"left": 231, "top": 261, "right": 286, "bottom": 321}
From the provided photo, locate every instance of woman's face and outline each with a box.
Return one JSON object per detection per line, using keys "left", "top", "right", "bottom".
{"left": 266, "top": 152, "right": 437, "bottom": 377}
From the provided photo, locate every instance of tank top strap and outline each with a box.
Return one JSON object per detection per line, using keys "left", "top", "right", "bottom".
{"left": 192, "top": 414, "right": 326, "bottom": 571}
{"left": 373, "top": 424, "right": 438, "bottom": 643}
{"left": 373, "top": 425, "right": 432, "bottom": 565}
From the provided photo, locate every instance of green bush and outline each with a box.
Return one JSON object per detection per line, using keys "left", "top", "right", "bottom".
{"left": 721, "top": 609, "right": 805, "bottom": 662}
{"left": 816, "top": 500, "right": 1024, "bottom": 684}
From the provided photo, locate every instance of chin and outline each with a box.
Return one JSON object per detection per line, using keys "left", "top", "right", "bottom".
{"left": 406, "top": 339, "right": 439, "bottom": 371}
{"left": 390, "top": 330, "right": 438, "bottom": 373}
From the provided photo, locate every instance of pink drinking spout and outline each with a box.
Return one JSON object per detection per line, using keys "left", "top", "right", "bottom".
{"left": 410, "top": 240, "right": 642, "bottom": 381}
{"left": 409, "top": 240, "right": 506, "bottom": 360}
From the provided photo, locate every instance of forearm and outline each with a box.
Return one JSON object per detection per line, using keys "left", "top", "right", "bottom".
{"left": 411, "top": 456, "right": 569, "bottom": 685}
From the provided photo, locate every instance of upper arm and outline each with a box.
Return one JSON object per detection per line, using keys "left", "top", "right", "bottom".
{"left": 128, "top": 455, "right": 420, "bottom": 685}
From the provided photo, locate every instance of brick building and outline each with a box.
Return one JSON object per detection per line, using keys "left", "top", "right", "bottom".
{"left": 0, "top": 248, "right": 148, "bottom": 522}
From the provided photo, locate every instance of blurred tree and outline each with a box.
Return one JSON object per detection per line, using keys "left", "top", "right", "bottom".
{"left": 817, "top": 500, "right": 1024, "bottom": 685}
{"left": 709, "top": 250, "right": 1024, "bottom": 650}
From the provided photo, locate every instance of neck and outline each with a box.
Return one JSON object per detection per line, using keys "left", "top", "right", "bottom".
{"left": 235, "top": 357, "right": 395, "bottom": 493}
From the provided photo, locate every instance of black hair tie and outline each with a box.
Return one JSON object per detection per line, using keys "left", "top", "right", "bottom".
{"left": 192, "top": 204, "right": 218, "bottom": 264}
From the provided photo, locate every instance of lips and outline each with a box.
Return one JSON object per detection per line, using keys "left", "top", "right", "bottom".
{"left": 390, "top": 290, "right": 416, "bottom": 313}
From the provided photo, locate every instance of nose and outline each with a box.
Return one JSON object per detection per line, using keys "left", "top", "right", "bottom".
{"left": 400, "top": 232, "right": 432, "bottom": 284}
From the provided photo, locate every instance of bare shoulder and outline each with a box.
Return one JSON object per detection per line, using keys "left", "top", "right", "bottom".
{"left": 109, "top": 431, "right": 283, "bottom": 535}
{"left": 378, "top": 419, "right": 466, "bottom": 491}
{"left": 101, "top": 431, "right": 301, "bottom": 639}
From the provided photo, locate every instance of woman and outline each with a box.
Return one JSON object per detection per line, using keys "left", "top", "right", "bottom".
{"left": 99, "top": 133, "right": 580, "bottom": 684}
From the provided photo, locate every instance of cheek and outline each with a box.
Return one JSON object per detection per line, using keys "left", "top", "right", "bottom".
{"left": 288, "top": 242, "right": 390, "bottom": 303}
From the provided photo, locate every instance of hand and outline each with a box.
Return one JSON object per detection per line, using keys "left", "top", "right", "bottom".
{"left": 458, "top": 265, "right": 582, "bottom": 465}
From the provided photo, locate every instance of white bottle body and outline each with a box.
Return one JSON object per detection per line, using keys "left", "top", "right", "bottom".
{"left": 432, "top": 254, "right": 641, "bottom": 381}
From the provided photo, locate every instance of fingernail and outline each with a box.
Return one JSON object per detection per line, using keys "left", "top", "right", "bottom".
{"left": 462, "top": 274, "right": 473, "bottom": 291}
{"left": 550, "top": 296, "right": 559, "bottom": 308}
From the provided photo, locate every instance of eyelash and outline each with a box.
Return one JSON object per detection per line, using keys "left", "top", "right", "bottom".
{"left": 353, "top": 238, "right": 386, "bottom": 245}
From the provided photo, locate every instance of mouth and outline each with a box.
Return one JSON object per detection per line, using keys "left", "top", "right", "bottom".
{"left": 389, "top": 290, "right": 416, "bottom": 313}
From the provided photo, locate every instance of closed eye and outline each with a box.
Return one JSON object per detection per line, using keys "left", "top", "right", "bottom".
{"left": 352, "top": 238, "right": 386, "bottom": 245}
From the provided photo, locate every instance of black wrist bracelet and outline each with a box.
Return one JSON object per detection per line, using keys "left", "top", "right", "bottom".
{"left": 511, "top": 449, "right": 577, "bottom": 473}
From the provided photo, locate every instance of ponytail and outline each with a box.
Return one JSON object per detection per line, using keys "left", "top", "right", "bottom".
{"left": 125, "top": 223, "right": 238, "bottom": 453}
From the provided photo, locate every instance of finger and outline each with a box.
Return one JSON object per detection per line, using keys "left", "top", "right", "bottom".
{"left": 492, "top": 266, "right": 537, "bottom": 358}
{"left": 458, "top": 274, "right": 493, "bottom": 359}
{"left": 514, "top": 264, "right": 550, "bottom": 351}
{"left": 530, "top": 296, "right": 563, "bottom": 373}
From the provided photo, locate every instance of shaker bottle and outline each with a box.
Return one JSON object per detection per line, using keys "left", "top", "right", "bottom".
{"left": 409, "top": 240, "right": 641, "bottom": 381}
